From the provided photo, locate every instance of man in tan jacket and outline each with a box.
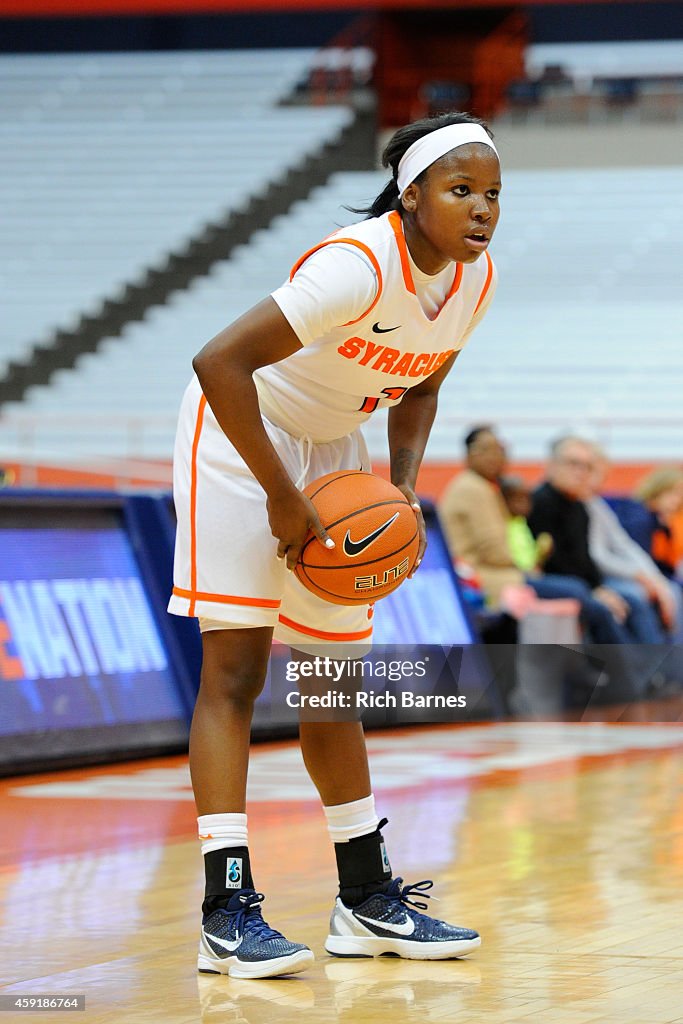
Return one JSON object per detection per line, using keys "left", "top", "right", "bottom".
{"left": 439, "top": 425, "right": 523, "bottom": 606}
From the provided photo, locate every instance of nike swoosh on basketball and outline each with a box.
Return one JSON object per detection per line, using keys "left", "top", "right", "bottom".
{"left": 354, "top": 913, "right": 416, "bottom": 936}
{"left": 343, "top": 512, "right": 400, "bottom": 557}
{"left": 372, "top": 322, "right": 401, "bottom": 333}
{"left": 204, "top": 930, "right": 243, "bottom": 953}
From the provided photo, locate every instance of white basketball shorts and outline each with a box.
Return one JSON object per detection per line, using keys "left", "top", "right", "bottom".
{"left": 167, "top": 376, "right": 375, "bottom": 654}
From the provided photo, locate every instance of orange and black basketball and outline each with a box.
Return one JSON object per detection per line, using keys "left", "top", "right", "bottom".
{"left": 294, "top": 471, "right": 420, "bottom": 605}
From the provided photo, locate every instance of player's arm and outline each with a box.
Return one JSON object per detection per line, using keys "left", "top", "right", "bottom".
{"left": 387, "top": 351, "right": 459, "bottom": 571}
{"left": 390, "top": 259, "right": 496, "bottom": 504}
{"left": 192, "top": 298, "right": 333, "bottom": 567}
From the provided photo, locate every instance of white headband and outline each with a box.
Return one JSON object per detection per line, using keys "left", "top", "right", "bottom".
{"left": 396, "top": 123, "right": 499, "bottom": 197}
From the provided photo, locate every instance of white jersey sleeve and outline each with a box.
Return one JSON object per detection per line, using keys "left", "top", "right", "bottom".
{"left": 459, "top": 260, "right": 498, "bottom": 345}
{"left": 271, "top": 243, "right": 378, "bottom": 348}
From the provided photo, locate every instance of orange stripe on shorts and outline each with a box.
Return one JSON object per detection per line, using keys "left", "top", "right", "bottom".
{"left": 277, "top": 614, "right": 373, "bottom": 642}
{"left": 173, "top": 587, "right": 281, "bottom": 611}
{"left": 188, "top": 394, "right": 207, "bottom": 617}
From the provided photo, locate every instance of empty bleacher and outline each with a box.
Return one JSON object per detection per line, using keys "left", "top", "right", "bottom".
{"left": 526, "top": 40, "right": 683, "bottom": 85}
{"left": 501, "top": 40, "right": 683, "bottom": 124}
{"left": 0, "top": 50, "right": 352, "bottom": 371}
{"left": 3, "top": 163, "right": 682, "bottom": 464}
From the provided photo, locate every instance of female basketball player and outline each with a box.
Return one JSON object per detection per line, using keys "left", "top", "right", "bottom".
{"left": 168, "top": 111, "right": 501, "bottom": 978}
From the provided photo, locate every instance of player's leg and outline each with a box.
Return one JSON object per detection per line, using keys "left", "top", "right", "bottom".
{"left": 299, "top": 719, "right": 372, "bottom": 806}
{"left": 296, "top": 685, "right": 391, "bottom": 909}
{"left": 279, "top": 425, "right": 480, "bottom": 960}
{"left": 191, "top": 626, "right": 272, "bottom": 814}
{"left": 193, "top": 626, "right": 314, "bottom": 979}
{"left": 169, "top": 385, "right": 314, "bottom": 978}
{"left": 285, "top": 632, "right": 480, "bottom": 960}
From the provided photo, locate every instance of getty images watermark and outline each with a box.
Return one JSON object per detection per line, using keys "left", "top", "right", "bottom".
{"left": 283, "top": 655, "right": 467, "bottom": 710}
{"left": 261, "top": 642, "right": 683, "bottom": 725}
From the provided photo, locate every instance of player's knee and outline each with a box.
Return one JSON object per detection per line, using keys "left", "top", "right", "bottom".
{"left": 199, "top": 628, "right": 271, "bottom": 705}
{"left": 225, "top": 666, "right": 266, "bottom": 706}
{"left": 200, "top": 660, "right": 266, "bottom": 706}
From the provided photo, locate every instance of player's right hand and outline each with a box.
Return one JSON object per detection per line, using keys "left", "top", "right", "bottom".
{"left": 267, "top": 487, "right": 334, "bottom": 571}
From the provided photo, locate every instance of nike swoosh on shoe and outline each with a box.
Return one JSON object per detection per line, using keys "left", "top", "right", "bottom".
{"left": 354, "top": 913, "right": 416, "bottom": 936}
{"left": 204, "top": 930, "right": 243, "bottom": 954}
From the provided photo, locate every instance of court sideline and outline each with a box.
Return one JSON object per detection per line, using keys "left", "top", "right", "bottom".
{"left": 1, "top": 721, "right": 682, "bottom": 1024}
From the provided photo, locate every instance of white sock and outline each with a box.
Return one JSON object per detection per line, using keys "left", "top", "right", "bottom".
{"left": 324, "top": 795, "right": 380, "bottom": 843}
{"left": 198, "top": 812, "right": 248, "bottom": 857}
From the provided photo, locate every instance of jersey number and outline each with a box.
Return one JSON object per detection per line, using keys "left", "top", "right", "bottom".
{"left": 359, "top": 387, "right": 408, "bottom": 414}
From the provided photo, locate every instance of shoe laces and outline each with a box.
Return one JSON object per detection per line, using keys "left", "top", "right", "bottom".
{"left": 227, "top": 891, "right": 285, "bottom": 943}
{"left": 383, "top": 877, "right": 435, "bottom": 912}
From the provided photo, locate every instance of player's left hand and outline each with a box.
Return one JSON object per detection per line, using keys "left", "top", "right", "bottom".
{"left": 395, "top": 483, "right": 426, "bottom": 577}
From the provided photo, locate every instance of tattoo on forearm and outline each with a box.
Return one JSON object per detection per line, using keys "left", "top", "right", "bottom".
{"left": 391, "top": 447, "right": 417, "bottom": 484}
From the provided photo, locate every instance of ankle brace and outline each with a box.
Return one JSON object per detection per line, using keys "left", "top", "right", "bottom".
{"left": 203, "top": 845, "right": 254, "bottom": 914}
{"left": 334, "top": 818, "right": 392, "bottom": 907}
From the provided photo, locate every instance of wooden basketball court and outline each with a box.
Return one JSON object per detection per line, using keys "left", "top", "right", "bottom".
{"left": 1, "top": 716, "right": 682, "bottom": 1024}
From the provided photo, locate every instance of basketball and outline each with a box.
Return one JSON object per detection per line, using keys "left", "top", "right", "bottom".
{"left": 294, "top": 471, "right": 420, "bottom": 605}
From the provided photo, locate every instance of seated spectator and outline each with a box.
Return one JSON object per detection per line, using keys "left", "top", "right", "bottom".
{"left": 438, "top": 426, "right": 523, "bottom": 606}
{"left": 500, "top": 475, "right": 553, "bottom": 574}
{"left": 633, "top": 467, "right": 683, "bottom": 581}
{"left": 441, "top": 430, "right": 647, "bottom": 702}
{"left": 527, "top": 436, "right": 645, "bottom": 647}
{"left": 584, "top": 449, "right": 678, "bottom": 645}
{"left": 527, "top": 436, "right": 664, "bottom": 699}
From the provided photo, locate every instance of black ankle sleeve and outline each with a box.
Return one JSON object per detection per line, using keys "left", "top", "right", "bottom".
{"left": 203, "top": 846, "right": 254, "bottom": 898}
{"left": 334, "top": 820, "right": 392, "bottom": 889}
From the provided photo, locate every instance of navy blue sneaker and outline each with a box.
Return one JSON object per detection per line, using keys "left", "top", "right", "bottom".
{"left": 198, "top": 889, "right": 314, "bottom": 979}
{"left": 325, "top": 878, "right": 481, "bottom": 960}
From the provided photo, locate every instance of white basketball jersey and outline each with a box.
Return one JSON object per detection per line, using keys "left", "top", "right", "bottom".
{"left": 255, "top": 211, "right": 495, "bottom": 442}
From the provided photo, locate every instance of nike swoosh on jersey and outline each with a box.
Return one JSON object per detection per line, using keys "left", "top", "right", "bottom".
{"left": 354, "top": 913, "right": 416, "bottom": 936}
{"left": 204, "top": 930, "right": 243, "bottom": 954}
{"left": 343, "top": 512, "right": 400, "bottom": 557}
{"left": 372, "top": 322, "right": 401, "bottom": 333}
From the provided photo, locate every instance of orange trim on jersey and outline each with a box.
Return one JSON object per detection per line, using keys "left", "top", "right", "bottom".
{"left": 447, "top": 261, "right": 464, "bottom": 300}
{"left": 388, "top": 210, "right": 463, "bottom": 314}
{"left": 188, "top": 394, "right": 207, "bottom": 617}
{"left": 277, "top": 614, "right": 373, "bottom": 642}
{"left": 388, "top": 210, "right": 415, "bottom": 294}
{"left": 289, "top": 238, "right": 383, "bottom": 326}
{"left": 173, "top": 587, "right": 281, "bottom": 610}
{"left": 473, "top": 251, "right": 494, "bottom": 315}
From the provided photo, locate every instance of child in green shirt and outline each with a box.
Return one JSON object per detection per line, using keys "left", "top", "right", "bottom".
{"left": 500, "top": 476, "right": 553, "bottom": 574}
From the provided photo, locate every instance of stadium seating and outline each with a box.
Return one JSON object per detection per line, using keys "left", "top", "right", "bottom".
{"left": 0, "top": 51, "right": 351, "bottom": 370}
{"left": 3, "top": 162, "right": 682, "bottom": 464}
{"left": 526, "top": 40, "right": 683, "bottom": 84}
{"left": 502, "top": 40, "right": 683, "bottom": 123}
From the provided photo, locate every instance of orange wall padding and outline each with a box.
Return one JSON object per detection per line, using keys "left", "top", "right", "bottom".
{"left": 0, "top": 459, "right": 669, "bottom": 500}
{"left": 377, "top": 461, "right": 668, "bottom": 502}
{"left": 0, "top": 461, "right": 172, "bottom": 490}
